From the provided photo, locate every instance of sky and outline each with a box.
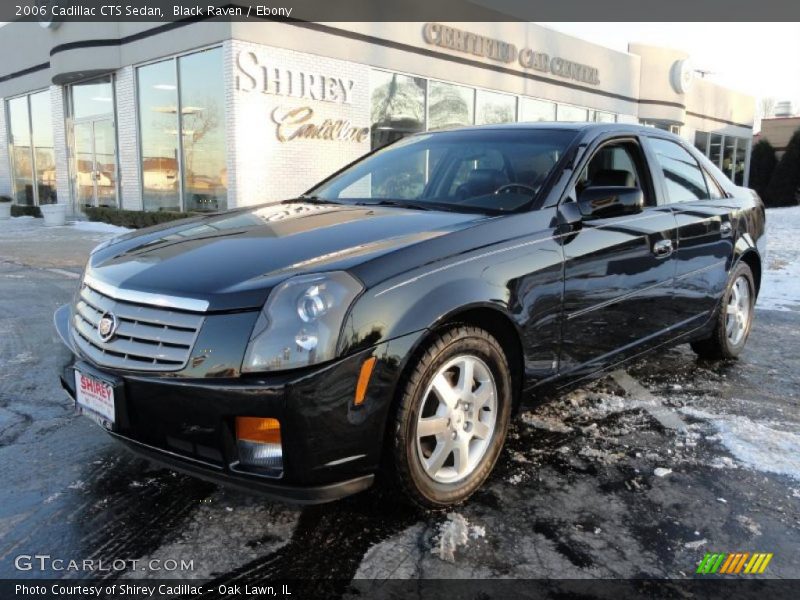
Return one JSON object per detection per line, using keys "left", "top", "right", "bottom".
{"left": 537, "top": 22, "right": 800, "bottom": 119}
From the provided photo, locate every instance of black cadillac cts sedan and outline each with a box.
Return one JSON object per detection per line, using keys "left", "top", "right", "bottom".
{"left": 55, "top": 123, "right": 765, "bottom": 508}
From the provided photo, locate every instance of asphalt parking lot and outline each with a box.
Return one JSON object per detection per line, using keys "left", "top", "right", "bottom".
{"left": 1, "top": 212, "right": 798, "bottom": 592}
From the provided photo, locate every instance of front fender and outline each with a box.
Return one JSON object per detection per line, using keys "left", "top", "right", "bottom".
{"left": 54, "top": 304, "right": 75, "bottom": 351}
{"left": 342, "top": 275, "right": 512, "bottom": 356}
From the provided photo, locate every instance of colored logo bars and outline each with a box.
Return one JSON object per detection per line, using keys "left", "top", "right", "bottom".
{"left": 696, "top": 552, "right": 773, "bottom": 575}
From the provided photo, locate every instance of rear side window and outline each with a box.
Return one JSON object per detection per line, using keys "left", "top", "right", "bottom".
{"left": 648, "top": 137, "right": 710, "bottom": 203}
{"left": 703, "top": 169, "right": 725, "bottom": 199}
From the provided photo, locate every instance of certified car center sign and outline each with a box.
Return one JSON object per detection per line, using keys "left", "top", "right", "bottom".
{"left": 423, "top": 22, "right": 601, "bottom": 86}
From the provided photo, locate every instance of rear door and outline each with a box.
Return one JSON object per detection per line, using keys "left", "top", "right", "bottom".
{"left": 643, "top": 136, "right": 733, "bottom": 329}
{"left": 558, "top": 136, "right": 680, "bottom": 376}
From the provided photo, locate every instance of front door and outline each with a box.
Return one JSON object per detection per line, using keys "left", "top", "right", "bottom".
{"left": 73, "top": 119, "right": 118, "bottom": 210}
{"left": 558, "top": 137, "right": 680, "bottom": 376}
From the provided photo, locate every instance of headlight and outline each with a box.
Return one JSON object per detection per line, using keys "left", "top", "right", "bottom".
{"left": 241, "top": 271, "right": 362, "bottom": 373}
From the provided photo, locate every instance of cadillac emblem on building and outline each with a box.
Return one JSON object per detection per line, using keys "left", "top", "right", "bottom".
{"left": 97, "top": 312, "right": 118, "bottom": 342}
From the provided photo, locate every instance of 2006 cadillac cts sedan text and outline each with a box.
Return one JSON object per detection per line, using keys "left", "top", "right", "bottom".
{"left": 55, "top": 123, "right": 765, "bottom": 508}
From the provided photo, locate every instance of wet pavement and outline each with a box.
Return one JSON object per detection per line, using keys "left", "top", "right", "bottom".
{"left": 1, "top": 216, "right": 799, "bottom": 590}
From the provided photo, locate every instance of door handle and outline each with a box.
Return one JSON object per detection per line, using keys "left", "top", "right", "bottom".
{"left": 720, "top": 221, "right": 733, "bottom": 237}
{"left": 653, "top": 239, "right": 674, "bottom": 258}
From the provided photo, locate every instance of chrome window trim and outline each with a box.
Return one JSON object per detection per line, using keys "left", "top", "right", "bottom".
{"left": 83, "top": 272, "right": 209, "bottom": 313}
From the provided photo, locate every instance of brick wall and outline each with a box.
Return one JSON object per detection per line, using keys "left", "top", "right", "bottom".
{"left": 226, "top": 40, "right": 371, "bottom": 208}
{"left": 115, "top": 66, "right": 142, "bottom": 211}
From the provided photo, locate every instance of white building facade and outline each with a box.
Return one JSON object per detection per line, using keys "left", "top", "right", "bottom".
{"left": 0, "top": 20, "right": 756, "bottom": 215}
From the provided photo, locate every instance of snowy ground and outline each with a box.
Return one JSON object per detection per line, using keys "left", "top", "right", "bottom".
{"left": 0, "top": 209, "right": 798, "bottom": 587}
{"left": 758, "top": 206, "right": 800, "bottom": 312}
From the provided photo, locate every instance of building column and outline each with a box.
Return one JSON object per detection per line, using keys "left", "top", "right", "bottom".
{"left": 50, "top": 85, "right": 72, "bottom": 214}
{"left": 0, "top": 98, "right": 12, "bottom": 198}
{"left": 115, "top": 66, "right": 142, "bottom": 211}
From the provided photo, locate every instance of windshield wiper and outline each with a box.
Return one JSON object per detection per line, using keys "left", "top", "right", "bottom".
{"left": 291, "top": 195, "right": 340, "bottom": 205}
{"left": 354, "top": 199, "right": 434, "bottom": 211}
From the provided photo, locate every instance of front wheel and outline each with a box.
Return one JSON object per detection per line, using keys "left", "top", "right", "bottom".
{"left": 691, "top": 261, "right": 756, "bottom": 360}
{"left": 390, "top": 326, "right": 512, "bottom": 509}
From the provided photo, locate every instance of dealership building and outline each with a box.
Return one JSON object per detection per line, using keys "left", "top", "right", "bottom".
{"left": 0, "top": 20, "right": 756, "bottom": 215}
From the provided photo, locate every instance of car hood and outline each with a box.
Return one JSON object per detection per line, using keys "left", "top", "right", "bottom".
{"left": 86, "top": 201, "right": 490, "bottom": 311}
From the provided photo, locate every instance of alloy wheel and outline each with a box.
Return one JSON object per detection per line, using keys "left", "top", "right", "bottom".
{"left": 726, "top": 275, "right": 751, "bottom": 346}
{"left": 415, "top": 354, "right": 498, "bottom": 484}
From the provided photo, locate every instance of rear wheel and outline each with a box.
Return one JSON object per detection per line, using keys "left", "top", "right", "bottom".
{"left": 691, "top": 262, "right": 756, "bottom": 359}
{"left": 390, "top": 326, "right": 512, "bottom": 509}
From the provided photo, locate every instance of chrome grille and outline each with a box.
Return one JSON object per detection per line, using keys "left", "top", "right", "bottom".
{"left": 71, "top": 281, "right": 205, "bottom": 372}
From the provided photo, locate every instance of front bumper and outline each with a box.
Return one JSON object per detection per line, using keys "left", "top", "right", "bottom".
{"left": 56, "top": 305, "right": 423, "bottom": 503}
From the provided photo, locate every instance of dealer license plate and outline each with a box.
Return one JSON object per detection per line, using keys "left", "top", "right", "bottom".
{"left": 74, "top": 370, "right": 116, "bottom": 427}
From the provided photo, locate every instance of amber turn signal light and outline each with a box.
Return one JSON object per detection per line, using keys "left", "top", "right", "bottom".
{"left": 236, "top": 416, "right": 281, "bottom": 444}
{"left": 354, "top": 356, "right": 377, "bottom": 406}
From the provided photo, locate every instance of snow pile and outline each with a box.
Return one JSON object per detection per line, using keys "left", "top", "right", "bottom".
{"left": 71, "top": 221, "right": 133, "bottom": 234}
{"left": 681, "top": 407, "right": 800, "bottom": 481}
{"left": 758, "top": 206, "right": 800, "bottom": 312}
{"left": 735, "top": 515, "right": 762, "bottom": 537}
{"left": 430, "top": 513, "right": 485, "bottom": 562}
{"left": 519, "top": 412, "right": 573, "bottom": 433}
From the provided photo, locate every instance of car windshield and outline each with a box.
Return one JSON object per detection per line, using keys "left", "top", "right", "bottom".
{"left": 307, "top": 129, "right": 578, "bottom": 213}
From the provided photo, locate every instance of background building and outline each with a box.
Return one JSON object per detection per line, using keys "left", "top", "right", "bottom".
{"left": 757, "top": 116, "right": 800, "bottom": 159}
{"left": 0, "top": 20, "right": 756, "bottom": 215}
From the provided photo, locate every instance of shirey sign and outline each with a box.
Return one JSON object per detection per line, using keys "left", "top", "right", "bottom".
{"left": 422, "top": 22, "right": 601, "bottom": 86}
{"left": 236, "top": 50, "right": 369, "bottom": 143}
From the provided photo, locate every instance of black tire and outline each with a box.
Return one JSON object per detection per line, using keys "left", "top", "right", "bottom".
{"left": 691, "top": 261, "right": 756, "bottom": 360}
{"left": 390, "top": 325, "right": 512, "bottom": 509}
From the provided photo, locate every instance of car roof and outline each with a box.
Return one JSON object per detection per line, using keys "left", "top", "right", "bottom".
{"left": 419, "top": 121, "right": 687, "bottom": 145}
{"left": 432, "top": 121, "right": 662, "bottom": 134}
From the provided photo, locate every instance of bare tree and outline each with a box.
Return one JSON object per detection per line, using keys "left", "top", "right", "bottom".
{"left": 181, "top": 98, "right": 220, "bottom": 187}
{"left": 759, "top": 97, "right": 776, "bottom": 120}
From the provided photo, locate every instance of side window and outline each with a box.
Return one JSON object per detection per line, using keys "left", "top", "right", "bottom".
{"left": 576, "top": 141, "right": 653, "bottom": 205}
{"left": 648, "top": 138, "right": 710, "bottom": 203}
{"left": 702, "top": 168, "right": 725, "bottom": 199}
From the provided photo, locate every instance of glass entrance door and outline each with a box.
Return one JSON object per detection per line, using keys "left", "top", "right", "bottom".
{"left": 73, "top": 119, "right": 118, "bottom": 209}
{"left": 93, "top": 120, "right": 117, "bottom": 207}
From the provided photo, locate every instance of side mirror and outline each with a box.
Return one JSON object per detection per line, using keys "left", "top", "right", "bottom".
{"left": 577, "top": 186, "right": 644, "bottom": 219}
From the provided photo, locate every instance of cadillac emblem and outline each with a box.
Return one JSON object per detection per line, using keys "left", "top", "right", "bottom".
{"left": 98, "top": 312, "right": 118, "bottom": 342}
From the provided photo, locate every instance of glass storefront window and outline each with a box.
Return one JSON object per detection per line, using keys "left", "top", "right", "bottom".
{"left": 693, "top": 132, "right": 750, "bottom": 186}
{"left": 594, "top": 111, "right": 616, "bottom": 123}
{"left": 519, "top": 98, "right": 556, "bottom": 122}
{"left": 6, "top": 90, "right": 56, "bottom": 206}
{"left": 428, "top": 81, "right": 474, "bottom": 130}
{"left": 694, "top": 131, "right": 709, "bottom": 155}
{"left": 178, "top": 47, "right": 227, "bottom": 212}
{"left": 475, "top": 90, "right": 516, "bottom": 125}
{"left": 7, "top": 96, "right": 33, "bottom": 205}
{"left": 70, "top": 77, "right": 114, "bottom": 119}
{"left": 734, "top": 138, "right": 749, "bottom": 186}
{"left": 30, "top": 91, "right": 56, "bottom": 204}
{"left": 557, "top": 104, "right": 589, "bottom": 122}
{"left": 139, "top": 49, "right": 226, "bottom": 212}
{"left": 370, "top": 71, "right": 426, "bottom": 150}
{"left": 708, "top": 134, "right": 723, "bottom": 168}
{"left": 139, "top": 59, "right": 180, "bottom": 212}
{"left": 723, "top": 136, "right": 736, "bottom": 180}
